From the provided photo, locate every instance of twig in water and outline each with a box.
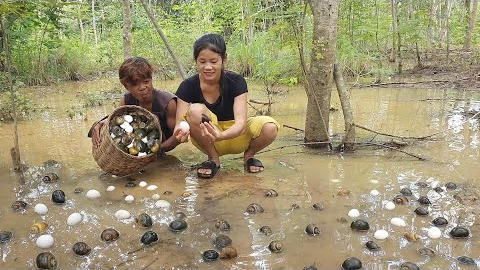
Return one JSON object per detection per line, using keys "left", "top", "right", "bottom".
{"left": 127, "top": 238, "right": 175, "bottom": 255}
{"left": 108, "top": 255, "right": 149, "bottom": 270}
{"left": 282, "top": 124, "right": 304, "bottom": 132}
{"left": 140, "top": 257, "right": 158, "bottom": 270}
{"left": 364, "top": 142, "right": 426, "bottom": 160}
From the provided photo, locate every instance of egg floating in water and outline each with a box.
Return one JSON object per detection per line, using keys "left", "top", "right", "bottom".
{"left": 114, "top": 210, "right": 131, "bottom": 220}
{"left": 34, "top": 204, "right": 48, "bottom": 215}
{"left": 370, "top": 190, "right": 380, "bottom": 196}
{"left": 373, "top": 230, "right": 389, "bottom": 240}
{"left": 390, "top": 217, "right": 406, "bottom": 227}
{"left": 151, "top": 194, "right": 161, "bottom": 200}
{"left": 67, "top": 213, "right": 83, "bottom": 226}
{"left": 36, "top": 235, "right": 54, "bottom": 249}
{"left": 147, "top": 185, "right": 158, "bottom": 191}
{"left": 124, "top": 195, "right": 135, "bottom": 203}
{"left": 155, "top": 200, "right": 171, "bottom": 209}
{"left": 86, "top": 190, "right": 101, "bottom": 199}
{"left": 179, "top": 121, "right": 190, "bottom": 132}
{"left": 348, "top": 209, "right": 360, "bottom": 218}
{"left": 106, "top": 186, "right": 115, "bottom": 192}
{"left": 427, "top": 227, "right": 442, "bottom": 239}
{"left": 139, "top": 181, "right": 147, "bottom": 187}
{"left": 384, "top": 201, "right": 396, "bottom": 210}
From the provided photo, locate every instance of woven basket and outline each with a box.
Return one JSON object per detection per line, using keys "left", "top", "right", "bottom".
{"left": 92, "top": 105, "right": 161, "bottom": 176}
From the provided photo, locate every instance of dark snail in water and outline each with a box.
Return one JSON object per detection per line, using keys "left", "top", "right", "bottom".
{"left": 72, "top": 242, "right": 91, "bottom": 256}
{"left": 213, "top": 234, "right": 232, "bottom": 248}
{"left": 202, "top": 249, "right": 219, "bottom": 262}
{"left": 169, "top": 219, "right": 188, "bottom": 233}
{"left": 264, "top": 189, "right": 278, "bottom": 197}
{"left": 215, "top": 220, "right": 230, "bottom": 231}
{"left": 36, "top": 252, "right": 58, "bottom": 270}
{"left": 51, "top": 190, "right": 65, "bottom": 204}
{"left": 11, "top": 200, "right": 27, "bottom": 211}
{"left": 259, "top": 226, "right": 272, "bottom": 236}
{"left": 268, "top": 240, "right": 283, "bottom": 253}
{"left": 42, "top": 172, "right": 59, "bottom": 183}
{"left": 399, "top": 262, "right": 420, "bottom": 270}
{"left": 341, "top": 257, "right": 362, "bottom": 270}
{"left": 246, "top": 203, "right": 264, "bottom": 214}
{"left": 140, "top": 231, "right": 158, "bottom": 246}
{"left": 135, "top": 213, "right": 153, "bottom": 228}
{"left": 100, "top": 228, "right": 119, "bottom": 242}
{"left": 305, "top": 224, "right": 321, "bottom": 236}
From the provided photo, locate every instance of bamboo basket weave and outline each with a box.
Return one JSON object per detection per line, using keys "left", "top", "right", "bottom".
{"left": 92, "top": 105, "right": 161, "bottom": 176}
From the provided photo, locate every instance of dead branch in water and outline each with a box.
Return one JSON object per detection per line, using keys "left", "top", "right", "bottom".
{"left": 364, "top": 142, "right": 426, "bottom": 160}
{"left": 361, "top": 77, "right": 470, "bottom": 87}
{"left": 140, "top": 257, "right": 158, "bottom": 270}
{"left": 283, "top": 124, "right": 305, "bottom": 132}
{"left": 249, "top": 99, "right": 275, "bottom": 105}
{"left": 108, "top": 255, "right": 149, "bottom": 270}
{"left": 352, "top": 123, "right": 434, "bottom": 140}
{"left": 127, "top": 238, "right": 175, "bottom": 255}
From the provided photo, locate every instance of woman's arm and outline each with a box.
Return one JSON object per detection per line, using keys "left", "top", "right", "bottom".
{"left": 160, "top": 99, "right": 179, "bottom": 152}
{"left": 173, "top": 98, "right": 190, "bottom": 143}
{"left": 119, "top": 97, "right": 126, "bottom": 106}
{"left": 214, "top": 93, "right": 247, "bottom": 141}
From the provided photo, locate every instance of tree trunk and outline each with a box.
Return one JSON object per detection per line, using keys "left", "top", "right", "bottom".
{"left": 91, "top": 0, "right": 98, "bottom": 45}
{"left": 445, "top": 0, "right": 452, "bottom": 61}
{"left": 333, "top": 63, "right": 355, "bottom": 151}
{"left": 395, "top": 1, "right": 402, "bottom": 73}
{"left": 390, "top": 0, "right": 397, "bottom": 62}
{"left": 122, "top": 0, "right": 132, "bottom": 59}
{"left": 140, "top": 0, "right": 187, "bottom": 80}
{"left": 304, "top": 0, "right": 339, "bottom": 146}
{"left": 464, "top": 0, "right": 478, "bottom": 51}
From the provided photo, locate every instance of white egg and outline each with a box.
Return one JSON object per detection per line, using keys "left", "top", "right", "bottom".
{"left": 179, "top": 121, "right": 190, "bottom": 132}
{"left": 106, "top": 186, "right": 116, "bottom": 192}
{"left": 36, "top": 234, "right": 54, "bottom": 249}
{"left": 155, "top": 200, "right": 171, "bottom": 208}
{"left": 67, "top": 212, "right": 83, "bottom": 225}
{"left": 427, "top": 227, "right": 442, "bottom": 239}
{"left": 370, "top": 190, "right": 380, "bottom": 196}
{"left": 125, "top": 195, "right": 135, "bottom": 203}
{"left": 139, "top": 181, "right": 147, "bottom": 187}
{"left": 384, "top": 201, "right": 396, "bottom": 210}
{"left": 86, "top": 190, "right": 101, "bottom": 199}
{"left": 373, "top": 229, "right": 389, "bottom": 240}
{"left": 120, "top": 121, "right": 130, "bottom": 129}
{"left": 390, "top": 217, "right": 406, "bottom": 227}
{"left": 348, "top": 209, "right": 360, "bottom": 218}
{"left": 124, "top": 124, "right": 133, "bottom": 133}
{"left": 141, "top": 136, "right": 148, "bottom": 143}
{"left": 151, "top": 193, "right": 160, "bottom": 200}
{"left": 124, "top": 114, "right": 133, "bottom": 123}
{"left": 34, "top": 204, "right": 48, "bottom": 215}
{"left": 147, "top": 185, "right": 158, "bottom": 191}
{"left": 138, "top": 152, "right": 147, "bottom": 157}
{"left": 114, "top": 209, "right": 131, "bottom": 220}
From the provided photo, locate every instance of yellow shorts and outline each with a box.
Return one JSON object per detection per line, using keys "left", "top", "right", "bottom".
{"left": 187, "top": 111, "right": 280, "bottom": 156}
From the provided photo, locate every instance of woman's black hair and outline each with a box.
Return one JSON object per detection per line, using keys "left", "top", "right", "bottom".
{"left": 193, "top": 33, "right": 227, "bottom": 60}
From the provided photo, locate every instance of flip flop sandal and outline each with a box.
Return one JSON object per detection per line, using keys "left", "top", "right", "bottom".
{"left": 197, "top": 160, "right": 220, "bottom": 179}
{"left": 244, "top": 158, "right": 264, "bottom": 173}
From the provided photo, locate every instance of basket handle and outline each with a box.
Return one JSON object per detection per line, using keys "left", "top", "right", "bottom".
{"left": 87, "top": 115, "right": 108, "bottom": 138}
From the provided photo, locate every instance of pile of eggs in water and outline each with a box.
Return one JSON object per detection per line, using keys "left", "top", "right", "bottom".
{"left": 109, "top": 110, "right": 161, "bottom": 156}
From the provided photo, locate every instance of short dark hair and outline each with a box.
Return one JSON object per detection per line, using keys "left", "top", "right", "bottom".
{"left": 119, "top": 57, "right": 153, "bottom": 85}
{"left": 193, "top": 33, "right": 227, "bottom": 60}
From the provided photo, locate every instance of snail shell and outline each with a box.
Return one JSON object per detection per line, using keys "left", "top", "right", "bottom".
{"left": 74, "top": 187, "right": 83, "bottom": 194}
{"left": 399, "top": 187, "right": 412, "bottom": 196}
{"left": 135, "top": 213, "right": 153, "bottom": 228}
{"left": 11, "top": 200, "right": 27, "bottom": 211}
{"left": 404, "top": 232, "right": 421, "bottom": 242}
{"left": 312, "top": 203, "right": 324, "bottom": 211}
{"left": 213, "top": 234, "right": 232, "bottom": 248}
{"left": 414, "top": 207, "right": 429, "bottom": 216}
{"left": 399, "top": 262, "right": 420, "bottom": 270}
{"left": 202, "top": 249, "right": 219, "bottom": 262}
{"left": 337, "top": 189, "right": 350, "bottom": 196}
{"left": 350, "top": 220, "right": 370, "bottom": 231}
{"left": 365, "top": 241, "right": 380, "bottom": 251}
{"left": 445, "top": 182, "right": 457, "bottom": 190}
{"left": 169, "top": 219, "right": 188, "bottom": 232}
{"left": 268, "top": 240, "right": 283, "bottom": 253}
{"left": 305, "top": 223, "right": 321, "bottom": 236}
{"left": 201, "top": 113, "right": 211, "bottom": 123}
{"left": 393, "top": 195, "right": 409, "bottom": 205}
{"left": 174, "top": 211, "right": 187, "bottom": 220}
{"left": 246, "top": 203, "right": 264, "bottom": 214}
{"left": 101, "top": 228, "right": 119, "bottom": 242}
{"left": 51, "top": 190, "right": 65, "bottom": 204}
{"left": 215, "top": 220, "right": 230, "bottom": 231}
{"left": 433, "top": 187, "right": 444, "bottom": 193}
{"left": 42, "top": 172, "right": 59, "bottom": 183}
{"left": 417, "top": 247, "right": 435, "bottom": 257}
{"left": 259, "top": 226, "right": 272, "bottom": 236}
{"left": 449, "top": 226, "right": 469, "bottom": 238}
{"left": 457, "top": 256, "right": 476, "bottom": 265}
{"left": 36, "top": 252, "right": 58, "bottom": 270}
{"left": 303, "top": 265, "right": 318, "bottom": 270}
{"left": 0, "top": 231, "right": 13, "bottom": 243}
{"left": 140, "top": 231, "right": 158, "bottom": 245}
{"left": 416, "top": 182, "right": 429, "bottom": 188}
{"left": 417, "top": 196, "right": 431, "bottom": 205}
{"left": 30, "top": 222, "right": 49, "bottom": 234}
{"left": 125, "top": 181, "right": 136, "bottom": 187}
{"left": 432, "top": 217, "right": 448, "bottom": 227}
{"left": 219, "top": 246, "right": 238, "bottom": 259}
{"left": 72, "top": 242, "right": 91, "bottom": 256}
{"left": 341, "top": 257, "right": 362, "bottom": 270}
{"left": 290, "top": 203, "right": 300, "bottom": 210}
{"left": 265, "top": 189, "right": 278, "bottom": 197}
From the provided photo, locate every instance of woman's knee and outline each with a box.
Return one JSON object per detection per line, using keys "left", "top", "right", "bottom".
{"left": 186, "top": 103, "right": 207, "bottom": 124}
{"left": 260, "top": 122, "right": 278, "bottom": 141}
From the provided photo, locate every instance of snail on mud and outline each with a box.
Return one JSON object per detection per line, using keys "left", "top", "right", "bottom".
{"left": 215, "top": 220, "right": 230, "bottom": 231}
{"left": 290, "top": 203, "right": 300, "bottom": 210}
{"left": 42, "top": 172, "right": 59, "bottom": 183}
{"left": 416, "top": 182, "right": 429, "bottom": 188}
{"left": 393, "top": 195, "right": 409, "bottom": 205}
{"left": 0, "top": 231, "right": 13, "bottom": 243}
{"left": 350, "top": 220, "right": 370, "bottom": 231}
{"left": 219, "top": 246, "right": 238, "bottom": 259}
{"left": 414, "top": 207, "right": 429, "bottom": 216}
{"left": 125, "top": 181, "right": 136, "bottom": 187}
{"left": 449, "top": 226, "right": 469, "bottom": 238}
{"left": 174, "top": 211, "right": 187, "bottom": 220}
{"left": 312, "top": 203, "right": 324, "bottom": 211}
{"left": 30, "top": 222, "right": 49, "bottom": 234}
{"left": 341, "top": 257, "right": 362, "bottom": 270}
{"left": 445, "top": 182, "right": 457, "bottom": 190}
{"left": 399, "top": 187, "right": 412, "bottom": 196}
{"left": 100, "top": 228, "right": 119, "bottom": 242}
{"left": 259, "top": 226, "right": 272, "bottom": 236}
{"left": 135, "top": 213, "right": 153, "bottom": 228}
{"left": 140, "top": 231, "right": 158, "bottom": 245}
{"left": 36, "top": 252, "right": 58, "bottom": 270}
{"left": 72, "top": 242, "right": 91, "bottom": 256}
{"left": 365, "top": 241, "right": 380, "bottom": 251}
{"left": 303, "top": 265, "right": 318, "bottom": 270}
{"left": 11, "top": 200, "right": 28, "bottom": 211}
{"left": 399, "top": 262, "right": 420, "bottom": 270}
{"left": 305, "top": 224, "right": 321, "bottom": 236}
{"left": 213, "top": 234, "right": 232, "bottom": 248}
{"left": 51, "top": 190, "right": 65, "bottom": 204}
{"left": 202, "top": 249, "right": 219, "bottom": 262}
{"left": 433, "top": 187, "right": 444, "bottom": 193}
{"left": 268, "top": 240, "right": 283, "bottom": 253}
{"left": 417, "top": 196, "right": 431, "bottom": 205}
{"left": 74, "top": 187, "right": 83, "bottom": 194}
{"left": 457, "top": 256, "right": 476, "bottom": 265}
{"left": 417, "top": 247, "right": 435, "bottom": 257}
{"left": 264, "top": 189, "right": 278, "bottom": 197}
{"left": 169, "top": 219, "right": 188, "bottom": 232}
{"left": 404, "top": 232, "right": 421, "bottom": 242}
{"left": 246, "top": 203, "right": 264, "bottom": 214}
{"left": 432, "top": 217, "right": 448, "bottom": 227}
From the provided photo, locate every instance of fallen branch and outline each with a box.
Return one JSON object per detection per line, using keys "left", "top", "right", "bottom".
{"left": 282, "top": 124, "right": 305, "bottom": 132}
{"left": 127, "top": 238, "right": 175, "bottom": 255}
{"left": 140, "top": 257, "right": 158, "bottom": 270}
{"left": 364, "top": 142, "right": 426, "bottom": 160}
{"left": 361, "top": 77, "right": 470, "bottom": 87}
{"left": 249, "top": 99, "right": 274, "bottom": 105}
{"left": 108, "top": 255, "right": 149, "bottom": 270}
{"left": 352, "top": 123, "right": 433, "bottom": 140}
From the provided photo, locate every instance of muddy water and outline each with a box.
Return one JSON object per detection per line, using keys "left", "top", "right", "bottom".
{"left": 1, "top": 78, "right": 480, "bottom": 270}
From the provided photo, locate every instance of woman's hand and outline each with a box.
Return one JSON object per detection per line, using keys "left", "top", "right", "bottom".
{"left": 200, "top": 121, "right": 222, "bottom": 143}
{"left": 173, "top": 126, "right": 190, "bottom": 144}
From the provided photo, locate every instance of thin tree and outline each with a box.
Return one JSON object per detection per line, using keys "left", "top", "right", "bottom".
{"left": 91, "top": 0, "right": 98, "bottom": 45}
{"left": 122, "top": 0, "right": 132, "bottom": 59}
{"left": 464, "top": 0, "right": 478, "bottom": 51}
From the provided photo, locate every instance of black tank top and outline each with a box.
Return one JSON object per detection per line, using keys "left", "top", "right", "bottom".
{"left": 124, "top": 89, "right": 176, "bottom": 141}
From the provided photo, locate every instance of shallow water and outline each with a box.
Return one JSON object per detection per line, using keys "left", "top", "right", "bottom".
{"left": 0, "top": 78, "right": 480, "bottom": 269}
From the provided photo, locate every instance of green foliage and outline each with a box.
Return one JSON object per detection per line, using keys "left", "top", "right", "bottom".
{"left": 0, "top": 88, "right": 37, "bottom": 122}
